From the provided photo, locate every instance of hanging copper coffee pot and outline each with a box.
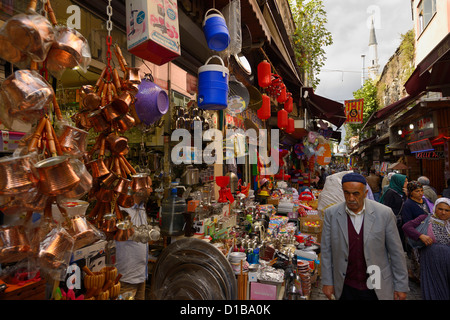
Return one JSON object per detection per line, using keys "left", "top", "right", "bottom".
{"left": 0, "top": 225, "right": 32, "bottom": 264}
{"left": 58, "top": 124, "right": 88, "bottom": 155}
{"left": 0, "top": 153, "right": 36, "bottom": 195}
{"left": 114, "top": 219, "right": 134, "bottom": 241}
{"left": 0, "top": 0, "right": 54, "bottom": 63}
{"left": 34, "top": 156, "right": 81, "bottom": 196}
{"left": 88, "top": 158, "right": 110, "bottom": 179}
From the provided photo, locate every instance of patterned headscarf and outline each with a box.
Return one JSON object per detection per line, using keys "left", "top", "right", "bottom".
{"left": 407, "top": 181, "right": 423, "bottom": 196}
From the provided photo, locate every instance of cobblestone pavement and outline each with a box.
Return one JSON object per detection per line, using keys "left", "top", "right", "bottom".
{"left": 309, "top": 277, "right": 422, "bottom": 300}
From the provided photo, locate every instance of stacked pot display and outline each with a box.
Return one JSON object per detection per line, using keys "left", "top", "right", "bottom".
{"left": 0, "top": 0, "right": 100, "bottom": 280}
{"left": 0, "top": 2, "right": 150, "bottom": 287}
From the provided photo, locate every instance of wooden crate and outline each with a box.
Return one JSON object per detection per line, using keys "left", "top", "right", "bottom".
{"left": 0, "top": 279, "right": 46, "bottom": 300}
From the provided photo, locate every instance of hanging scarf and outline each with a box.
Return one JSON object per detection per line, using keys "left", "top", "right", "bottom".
{"left": 379, "top": 173, "right": 407, "bottom": 204}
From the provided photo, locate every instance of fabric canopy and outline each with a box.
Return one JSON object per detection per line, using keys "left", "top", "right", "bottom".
{"left": 302, "top": 87, "right": 346, "bottom": 128}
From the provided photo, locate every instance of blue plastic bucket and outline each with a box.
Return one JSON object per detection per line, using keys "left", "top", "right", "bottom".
{"left": 198, "top": 55, "right": 229, "bottom": 110}
{"left": 202, "top": 8, "right": 230, "bottom": 52}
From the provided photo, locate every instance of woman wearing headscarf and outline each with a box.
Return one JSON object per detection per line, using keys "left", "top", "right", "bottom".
{"left": 401, "top": 181, "right": 434, "bottom": 226}
{"left": 402, "top": 197, "right": 450, "bottom": 300}
{"left": 400, "top": 181, "right": 435, "bottom": 282}
{"left": 379, "top": 173, "right": 408, "bottom": 223}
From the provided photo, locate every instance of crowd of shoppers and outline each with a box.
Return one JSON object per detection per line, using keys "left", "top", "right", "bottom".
{"left": 319, "top": 167, "right": 449, "bottom": 300}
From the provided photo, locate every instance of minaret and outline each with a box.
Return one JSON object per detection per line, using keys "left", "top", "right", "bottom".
{"left": 368, "top": 16, "right": 379, "bottom": 79}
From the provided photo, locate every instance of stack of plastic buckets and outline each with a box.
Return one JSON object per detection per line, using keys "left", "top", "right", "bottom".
{"left": 198, "top": 8, "right": 231, "bottom": 110}
{"left": 198, "top": 55, "right": 229, "bottom": 110}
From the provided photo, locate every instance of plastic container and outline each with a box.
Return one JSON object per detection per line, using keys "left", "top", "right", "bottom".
{"left": 202, "top": 8, "right": 230, "bottom": 51}
{"left": 197, "top": 55, "right": 229, "bottom": 110}
{"left": 160, "top": 185, "right": 187, "bottom": 236}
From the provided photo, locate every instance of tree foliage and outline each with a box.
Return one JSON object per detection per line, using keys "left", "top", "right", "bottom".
{"left": 289, "top": 0, "right": 333, "bottom": 89}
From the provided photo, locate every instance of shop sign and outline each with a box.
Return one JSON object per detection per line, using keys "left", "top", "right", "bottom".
{"left": 415, "top": 151, "right": 444, "bottom": 160}
{"left": 408, "top": 138, "right": 434, "bottom": 153}
{"left": 126, "top": 0, "right": 181, "bottom": 65}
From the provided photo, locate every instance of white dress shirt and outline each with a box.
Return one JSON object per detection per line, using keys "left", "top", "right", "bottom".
{"left": 345, "top": 204, "right": 365, "bottom": 234}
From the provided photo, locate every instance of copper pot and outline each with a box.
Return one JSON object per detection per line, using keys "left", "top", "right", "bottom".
{"left": 101, "top": 102, "right": 123, "bottom": 122}
{"left": 46, "top": 26, "right": 89, "bottom": 69}
{"left": 60, "top": 159, "right": 92, "bottom": 200}
{"left": 0, "top": 153, "right": 36, "bottom": 195}
{"left": 0, "top": 225, "right": 32, "bottom": 264}
{"left": 2, "top": 9, "right": 54, "bottom": 62}
{"left": 88, "top": 110, "right": 110, "bottom": 132}
{"left": 126, "top": 67, "right": 141, "bottom": 84}
{"left": 34, "top": 156, "right": 81, "bottom": 196}
{"left": 101, "top": 213, "right": 117, "bottom": 233}
{"left": 110, "top": 91, "right": 133, "bottom": 115}
{"left": 116, "top": 189, "right": 134, "bottom": 208}
{"left": 115, "top": 113, "right": 136, "bottom": 132}
{"left": 1, "top": 70, "right": 53, "bottom": 118}
{"left": 39, "top": 228, "right": 74, "bottom": 270}
{"left": 69, "top": 215, "right": 97, "bottom": 250}
{"left": 114, "top": 219, "right": 134, "bottom": 241}
{"left": 0, "top": 34, "right": 27, "bottom": 64}
{"left": 58, "top": 124, "right": 88, "bottom": 155}
{"left": 131, "top": 173, "right": 150, "bottom": 191}
{"left": 88, "top": 158, "right": 109, "bottom": 179}
{"left": 100, "top": 172, "right": 119, "bottom": 190}
{"left": 114, "top": 177, "right": 131, "bottom": 194}
{"left": 106, "top": 133, "right": 128, "bottom": 155}
{"left": 82, "top": 88, "right": 101, "bottom": 110}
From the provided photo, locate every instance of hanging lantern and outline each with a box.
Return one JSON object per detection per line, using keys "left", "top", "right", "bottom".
{"left": 286, "top": 118, "right": 295, "bottom": 134}
{"left": 277, "top": 84, "right": 287, "bottom": 103}
{"left": 257, "top": 60, "right": 271, "bottom": 88}
{"left": 257, "top": 94, "right": 271, "bottom": 120}
{"left": 277, "top": 109, "right": 288, "bottom": 130}
{"left": 284, "top": 95, "right": 293, "bottom": 113}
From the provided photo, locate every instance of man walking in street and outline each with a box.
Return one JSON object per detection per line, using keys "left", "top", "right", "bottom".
{"left": 321, "top": 172, "right": 409, "bottom": 300}
{"left": 366, "top": 169, "right": 381, "bottom": 201}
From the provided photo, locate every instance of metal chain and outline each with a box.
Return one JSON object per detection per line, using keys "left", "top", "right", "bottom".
{"left": 105, "top": 0, "right": 113, "bottom": 81}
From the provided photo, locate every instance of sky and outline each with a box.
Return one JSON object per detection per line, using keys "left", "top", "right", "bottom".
{"left": 315, "top": 0, "right": 414, "bottom": 103}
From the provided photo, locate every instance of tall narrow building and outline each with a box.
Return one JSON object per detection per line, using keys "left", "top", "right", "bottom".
{"left": 368, "top": 16, "right": 380, "bottom": 79}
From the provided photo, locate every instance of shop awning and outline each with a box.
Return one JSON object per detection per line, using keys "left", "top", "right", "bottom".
{"left": 302, "top": 88, "right": 346, "bottom": 128}
{"left": 362, "top": 93, "right": 420, "bottom": 130}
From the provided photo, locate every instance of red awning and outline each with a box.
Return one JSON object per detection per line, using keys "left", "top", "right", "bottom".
{"left": 303, "top": 87, "right": 346, "bottom": 128}
{"left": 362, "top": 94, "right": 420, "bottom": 130}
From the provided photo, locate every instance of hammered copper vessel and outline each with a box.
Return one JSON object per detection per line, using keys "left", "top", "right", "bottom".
{"left": 39, "top": 228, "right": 74, "bottom": 269}
{"left": 114, "top": 219, "right": 134, "bottom": 241}
{"left": 131, "top": 173, "right": 150, "bottom": 191}
{"left": 34, "top": 156, "right": 81, "bottom": 196}
{"left": 69, "top": 215, "right": 97, "bottom": 250}
{"left": 114, "top": 177, "right": 131, "bottom": 194}
{"left": 110, "top": 91, "right": 133, "bottom": 115}
{"left": 101, "top": 213, "right": 117, "bottom": 233}
{"left": 0, "top": 154, "right": 36, "bottom": 195}
{"left": 115, "top": 113, "right": 136, "bottom": 132}
{"left": 58, "top": 124, "right": 88, "bottom": 155}
{"left": 47, "top": 26, "right": 88, "bottom": 69}
{"left": 116, "top": 189, "right": 134, "bottom": 208}
{"left": 60, "top": 160, "right": 92, "bottom": 200}
{"left": 0, "top": 225, "right": 32, "bottom": 264}
{"left": 125, "top": 67, "right": 141, "bottom": 84}
{"left": 88, "top": 110, "right": 109, "bottom": 132}
{"left": 88, "top": 158, "right": 109, "bottom": 178}
{"left": 1, "top": 70, "right": 53, "bottom": 117}
{"left": 2, "top": 5, "right": 54, "bottom": 62}
{"left": 106, "top": 133, "right": 128, "bottom": 155}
